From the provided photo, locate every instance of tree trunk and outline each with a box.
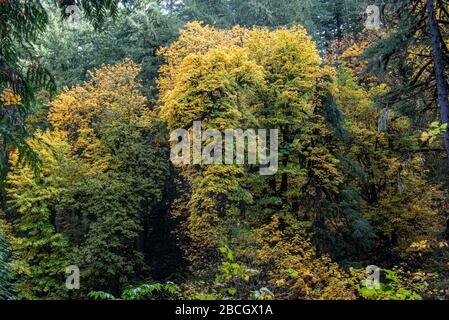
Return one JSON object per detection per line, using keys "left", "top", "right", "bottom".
{"left": 427, "top": 0, "right": 449, "bottom": 167}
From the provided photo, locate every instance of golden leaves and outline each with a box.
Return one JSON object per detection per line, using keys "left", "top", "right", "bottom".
{"left": 48, "top": 59, "right": 150, "bottom": 172}
{"left": 0, "top": 88, "right": 21, "bottom": 107}
{"left": 157, "top": 22, "right": 332, "bottom": 131}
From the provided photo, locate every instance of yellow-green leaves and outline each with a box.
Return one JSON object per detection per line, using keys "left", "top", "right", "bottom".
{"left": 419, "top": 121, "right": 448, "bottom": 145}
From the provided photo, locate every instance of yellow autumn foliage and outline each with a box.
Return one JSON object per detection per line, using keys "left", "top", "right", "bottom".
{"left": 49, "top": 59, "right": 151, "bottom": 173}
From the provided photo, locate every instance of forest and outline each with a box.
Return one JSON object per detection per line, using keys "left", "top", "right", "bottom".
{"left": 1, "top": 0, "right": 449, "bottom": 301}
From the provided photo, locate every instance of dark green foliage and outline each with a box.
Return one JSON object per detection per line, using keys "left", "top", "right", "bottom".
{"left": 0, "top": 228, "right": 13, "bottom": 300}
{"left": 0, "top": 1, "right": 52, "bottom": 180}
{"left": 180, "top": 0, "right": 308, "bottom": 28}
{"left": 179, "top": 0, "right": 366, "bottom": 49}
{"left": 75, "top": 122, "right": 172, "bottom": 294}
{"left": 34, "top": 1, "right": 178, "bottom": 99}
{"left": 318, "top": 188, "right": 375, "bottom": 259}
{"left": 307, "top": 0, "right": 366, "bottom": 49}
